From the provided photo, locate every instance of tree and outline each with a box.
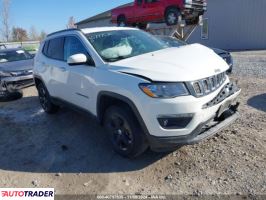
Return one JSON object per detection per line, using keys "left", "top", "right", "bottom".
{"left": 29, "top": 26, "right": 39, "bottom": 41}
{"left": 66, "top": 16, "right": 76, "bottom": 29}
{"left": 12, "top": 27, "right": 28, "bottom": 42}
{"left": 39, "top": 30, "right": 47, "bottom": 41}
{"left": 1, "top": 0, "right": 11, "bottom": 41}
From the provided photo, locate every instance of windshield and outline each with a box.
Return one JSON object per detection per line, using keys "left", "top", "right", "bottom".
{"left": 0, "top": 49, "right": 32, "bottom": 63}
{"left": 86, "top": 30, "right": 168, "bottom": 62}
{"left": 156, "top": 36, "right": 187, "bottom": 48}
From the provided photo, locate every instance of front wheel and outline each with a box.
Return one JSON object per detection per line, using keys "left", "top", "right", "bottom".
{"left": 103, "top": 105, "right": 148, "bottom": 158}
{"left": 37, "top": 82, "right": 59, "bottom": 114}
{"left": 165, "top": 8, "right": 180, "bottom": 26}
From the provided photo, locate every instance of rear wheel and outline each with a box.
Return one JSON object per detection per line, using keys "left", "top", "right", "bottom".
{"left": 117, "top": 15, "right": 127, "bottom": 27}
{"left": 186, "top": 17, "right": 200, "bottom": 25}
{"left": 37, "top": 82, "right": 59, "bottom": 114}
{"left": 165, "top": 8, "right": 180, "bottom": 26}
{"left": 103, "top": 105, "right": 148, "bottom": 158}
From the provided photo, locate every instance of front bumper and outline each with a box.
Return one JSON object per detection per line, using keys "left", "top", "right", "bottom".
{"left": 0, "top": 74, "right": 34, "bottom": 94}
{"left": 148, "top": 108, "right": 239, "bottom": 151}
{"left": 136, "top": 80, "right": 241, "bottom": 150}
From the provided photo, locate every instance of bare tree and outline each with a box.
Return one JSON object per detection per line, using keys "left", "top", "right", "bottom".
{"left": 66, "top": 16, "right": 76, "bottom": 29}
{"left": 12, "top": 27, "right": 28, "bottom": 42}
{"left": 39, "top": 30, "right": 47, "bottom": 41}
{"left": 29, "top": 26, "right": 39, "bottom": 41}
{"left": 1, "top": 0, "right": 11, "bottom": 41}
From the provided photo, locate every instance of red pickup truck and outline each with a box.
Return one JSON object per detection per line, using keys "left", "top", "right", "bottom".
{"left": 111, "top": 0, "right": 207, "bottom": 27}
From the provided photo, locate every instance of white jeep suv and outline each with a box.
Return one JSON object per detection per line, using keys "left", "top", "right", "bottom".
{"left": 34, "top": 27, "right": 241, "bottom": 158}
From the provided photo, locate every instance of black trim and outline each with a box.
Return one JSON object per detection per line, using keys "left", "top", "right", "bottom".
{"left": 149, "top": 109, "right": 240, "bottom": 152}
{"left": 76, "top": 92, "right": 89, "bottom": 99}
{"left": 47, "top": 28, "right": 80, "bottom": 37}
{"left": 51, "top": 96, "right": 98, "bottom": 120}
{"left": 33, "top": 75, "right": 45, "bottom": 86}
{"left": 97, "top": 91, "right": 150, "bottom": 137}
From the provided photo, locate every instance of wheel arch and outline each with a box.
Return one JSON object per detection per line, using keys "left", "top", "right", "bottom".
{"left": 97, "top": 91, "right": 149, "bottom": 136}
{"left": 164, "top": 5, "right": 180, "bottom": 17}
{"left": 117, "top": 14, "right": 126, "bottom": 21}
{"left": 34, "top": 75, "right": 44, "bottom": 87}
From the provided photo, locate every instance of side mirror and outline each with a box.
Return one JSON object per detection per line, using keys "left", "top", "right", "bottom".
{"left": 67, "top": 53, "right": 88, "bottom": 66}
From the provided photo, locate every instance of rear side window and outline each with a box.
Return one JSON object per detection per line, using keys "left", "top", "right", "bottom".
{"left": 45, "top": 37, "right": 64, "bottom": 60}
{"left": 42, "top": 41, "right": 49, "bottom": 56}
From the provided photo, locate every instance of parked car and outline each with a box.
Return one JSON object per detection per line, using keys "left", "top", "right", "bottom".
{"left": 34, "top": 27, "right": 240, "bottom": 158}
{"left": 0, "top": 44, "right": 7, "bottom": 50}
{"left": 0, "top": 48, "right": 35, "bottom": 100}
{"left": 111, "top": 0, "right": 207, "bottom": 27}
{"left": 156, "top": 35, "right": 233, "bottom": 73}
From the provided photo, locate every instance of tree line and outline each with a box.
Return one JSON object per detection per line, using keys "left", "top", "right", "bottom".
{"left": 0, "top": 0, "right": 47, "bottom": 42}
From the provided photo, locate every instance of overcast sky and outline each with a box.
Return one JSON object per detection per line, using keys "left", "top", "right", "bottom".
{"left": 0, "top": 0, "right": 131, "bottom": 35}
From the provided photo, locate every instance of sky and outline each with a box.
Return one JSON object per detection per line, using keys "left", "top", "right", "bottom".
{"left": 1, "top": 0, "right": 131, "bottom": 35}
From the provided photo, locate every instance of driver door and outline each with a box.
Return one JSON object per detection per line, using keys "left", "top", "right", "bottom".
{"left": 63, "top": 35, "right": 95, "bottom": 111}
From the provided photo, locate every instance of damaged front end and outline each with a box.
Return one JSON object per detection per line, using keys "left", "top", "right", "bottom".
{"left": 0, "top": 70, "right": 34, "bottom": 97}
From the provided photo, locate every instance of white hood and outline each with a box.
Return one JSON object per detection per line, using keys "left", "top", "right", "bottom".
{"left": 109, "top": 44, "right": 229, "bottom": 82}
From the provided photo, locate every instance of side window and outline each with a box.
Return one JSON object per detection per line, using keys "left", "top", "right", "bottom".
{"left": 201, "top": 18, "right": 209, "bottom": 40}
{"left": 64, "top": 36, "right": 95, "bottom": 66}
{"left": 47, "top": 37, "right": 64, "bottom": 60}
{"left": 137, "top": 0, "right": 142, "bottom": 6}
{"left": 42, "top": 41, "right": 49, "bottom": 56}
{"left": 64, "top": 36, "right": 88, "bottom": 60}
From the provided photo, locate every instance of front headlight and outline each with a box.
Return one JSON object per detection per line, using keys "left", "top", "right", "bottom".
{"left": 0, "top": 71, "right": 12, "bottom": 77}
{"left": 139, "top": 83, "right": 189, "bottom": 98}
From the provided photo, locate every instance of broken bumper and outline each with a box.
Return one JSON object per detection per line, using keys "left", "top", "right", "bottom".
{"left": 148, "top": 106, "right": 240, "bottom": 152}
{"left": 147, "top": 82, "right": 241, "bottom": 152}
{"left": 0, "top": 74, "right": 34, "bottom": 95}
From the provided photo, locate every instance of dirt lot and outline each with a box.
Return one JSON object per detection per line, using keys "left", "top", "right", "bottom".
{"left": 0, "top": 51, "right": 265, "bottom": 197}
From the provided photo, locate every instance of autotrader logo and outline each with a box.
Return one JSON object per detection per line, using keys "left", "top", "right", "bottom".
{"left": 0, "top": 188, "right": 54, "bottom": 200}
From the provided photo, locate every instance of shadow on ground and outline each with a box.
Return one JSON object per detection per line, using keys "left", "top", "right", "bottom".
{"left": 247, "top": 93, "right": 266, "bottom": 112}
{"left": 0, "top": 96, "right": 169, "bottom": 174}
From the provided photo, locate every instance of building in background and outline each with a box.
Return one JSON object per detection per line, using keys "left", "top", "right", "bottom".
{"left": 76, "top": 0, "right": 266, "bottom": 50}
{"left": 188, "top": 0, "right": 266, "bottom": 50}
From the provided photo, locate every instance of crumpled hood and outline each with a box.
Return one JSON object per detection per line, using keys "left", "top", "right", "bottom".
{"left": 109, "top": 44, "right": 229, "bottom": 82}
{"left": 211, "top": 47, "right": 228, "bottom": 55}
{"left": 0, "top": 59, "right": 34, "bottom": 72}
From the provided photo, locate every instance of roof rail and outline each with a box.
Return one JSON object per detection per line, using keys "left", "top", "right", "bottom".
{"left": 47, "top": 28, "right": 81, "bottom": 37}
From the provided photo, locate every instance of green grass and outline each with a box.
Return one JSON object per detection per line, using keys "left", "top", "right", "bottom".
{"left": 23, "top": 44, "right": 39, "bottom": 52}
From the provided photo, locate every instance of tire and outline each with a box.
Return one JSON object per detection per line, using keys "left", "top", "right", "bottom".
{"left": 186, "top": 17, "right": 200, "bottom": 25}
{"left": 117, "top": 15, "right": 127, "bottom": 27}
{"left": 103, "top": 105, "right": 148, "bottom": 158}
{"left": 137, "top": 23, "right": 147, "bottom": 30}
{"left": 165, "top": 8, "right": 180, "bottom": 26}
{"left": 37, "top": 82, "right": 59, "bottom": 114}
{"left": 0, "top": 90, "right": 23, "bottom": 102}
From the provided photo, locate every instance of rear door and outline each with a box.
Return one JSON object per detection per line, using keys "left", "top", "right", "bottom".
{"left": 43, "top": 37, "right": 67, "bottom": 98}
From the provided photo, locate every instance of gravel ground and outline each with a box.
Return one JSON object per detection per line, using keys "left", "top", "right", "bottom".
{"left": 0, "top": 51, "right": 265, "bottom": 198}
